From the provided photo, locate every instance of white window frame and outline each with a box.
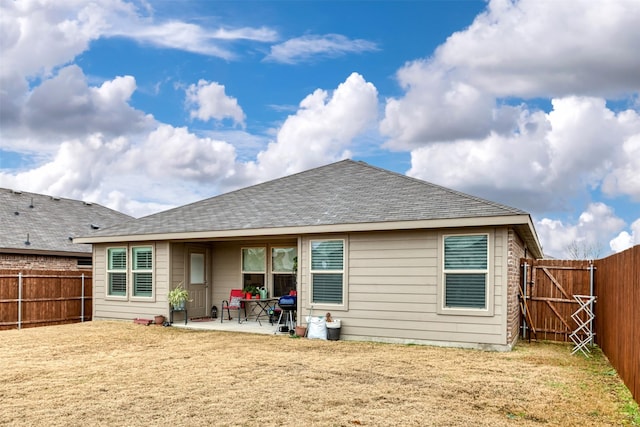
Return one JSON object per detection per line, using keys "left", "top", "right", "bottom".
{"left": 241, "top": 247, "right": 266, "bottom": 290}
{"left": 105, "top": 244, "right": 156, "bottom": 302}
{"left": 130, "top": 245, "right": 154, "bottom": 300}
{"left": 309, "top": 238, "right": 347, "bottom": 308}
{"left": 438, "top": 232, "right": 493, "bottom": 316}
{"left": 106, "top": 246, "right": 128, "bottom": 300}
{"left": 271, "top": 246, "right": 297, "bottom": 297}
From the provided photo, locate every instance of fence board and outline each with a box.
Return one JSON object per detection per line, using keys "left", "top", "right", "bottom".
{"left": 594, "top": 246, "right": 639, "bottom": 404}
{"left": 0, "top": 269, "right": 92, "bottom": 330}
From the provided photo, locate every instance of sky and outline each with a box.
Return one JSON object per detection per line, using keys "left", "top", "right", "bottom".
{"left": 1, "top": 0, "right": 639, "bottom": 259}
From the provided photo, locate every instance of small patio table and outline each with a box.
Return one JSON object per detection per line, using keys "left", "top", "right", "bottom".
{"left": 239, "top": 297, "right": 278, "bottom": 326}
{"left": 170, "top": 307, "right": 187, "bottom": 325}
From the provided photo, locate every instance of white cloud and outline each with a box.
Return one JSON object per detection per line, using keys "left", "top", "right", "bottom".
{"left": 381, "top": 0, "right": 640, "bottom": 148}
{"left": 186, "top": 80, "right": 246, "bottom": 127}
{"left": 0, "top": 72, "right": 378, "bottom": 218}
{"left": 0, "top": 0, "right": 121, "bottom": 79}
{"left": 122, "top": 125, "right": 238, "bottom": 183}
{"left": 436, "top": 0, "right": 640, "bottom": 98}
{"left": 112, "top": 21, "right": 278, "bottom": 59}
{"left": 265, "top": 34, "right": 378, "bottom": 64}
{"left": 236, "top": 72, "right": 379, "bottom": 184}
{"left": 0, "top": 134, "right": 131, "bottom": 200}
{"left": 601, "top": 132, "right": 640, "bottom": 201}
{"left": 0, "top": 125, "right": 239, "bottom": 218}
{"left": 0, "top": 0, "right": 131, "bottom": 131}
{"left": 542, "top": 97, "right": 640, "bottom": 198}
{"left": 610, "top": 218, "right": 640, "bottom": 253}
{"left": 380, "top": 60, "right": 497, "bottom": 149}
{"left": 536, "top": 203, "right": 626, "bottom": 258}
{"left": 0, "top": 0, "right": 276, "bottom": 81}
{"left": 1, "top": 0, "right": 380, "bottom": 221}
{"left": 2, "top": 65, "right": 155, "bottom": 153}
{"left": 407, "top": 97, "right": 640, "bottom": 212}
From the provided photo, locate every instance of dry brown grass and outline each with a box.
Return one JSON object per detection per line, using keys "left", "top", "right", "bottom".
{"left": 0, "top": 321, "right": 637, "bottom": 426}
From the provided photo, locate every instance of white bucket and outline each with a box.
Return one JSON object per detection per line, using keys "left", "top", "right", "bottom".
{"left": 326, "top": 319, "right": 341, "bottom": 329}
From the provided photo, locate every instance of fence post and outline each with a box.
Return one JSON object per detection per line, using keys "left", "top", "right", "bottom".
{"left": 81, "top": 273, "right": 85, "bottom": 322}
{"left": 589, "top": 262, "right": 595, "bottom": 345}
{"left": 18, "top": 272, "right": 22, "bottom": 330}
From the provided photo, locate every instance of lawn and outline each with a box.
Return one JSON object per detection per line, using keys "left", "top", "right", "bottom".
{"left": 0, "top": 321, "right": 637, "bottom": 426}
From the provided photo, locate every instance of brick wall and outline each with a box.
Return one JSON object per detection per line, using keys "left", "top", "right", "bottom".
{"left": 506, "top": 229, "right": 527, "bottom": 346}
{"left": 0, "top": 253, "right": 90, "bottom": 271}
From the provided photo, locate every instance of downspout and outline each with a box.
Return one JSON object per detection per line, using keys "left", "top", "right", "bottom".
{"left": 296, "top": 236, "right": 302, "bottom": 325}
{"left": 522, "top": 261, "right": 528, "bottom": 340}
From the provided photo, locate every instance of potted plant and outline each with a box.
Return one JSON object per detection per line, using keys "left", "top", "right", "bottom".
{"left": 243, "top": 285, "right": 258, "bottom": 299}
{"left": 168, "top": 283, "right": 189, "bottom": 310}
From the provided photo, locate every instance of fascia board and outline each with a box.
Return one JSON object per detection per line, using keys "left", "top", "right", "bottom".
{"left": 74, "top": 215, "right": 534, "bottom": 244}
{"left": 0, "top": 248, "right": 91, "bottom": 257}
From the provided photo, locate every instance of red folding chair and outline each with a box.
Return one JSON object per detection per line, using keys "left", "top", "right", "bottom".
{"left": 221, "top": 289, "right": 245, "bottom": 323}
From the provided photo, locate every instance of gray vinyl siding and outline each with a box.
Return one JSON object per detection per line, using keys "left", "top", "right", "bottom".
{"left": 93, "top": 241, "right": 171, "bottom": 320}
{"left": 171, "top": 242, "right": 185, "bottom": 290}
{"left": 90, "top": 227, "right": 512, "bottom": 349}
{"left": 211, "top": 242, "right": 242, "bottom": 311}
{"left": 298, "top": 228, "right": 510, "bottom": 348}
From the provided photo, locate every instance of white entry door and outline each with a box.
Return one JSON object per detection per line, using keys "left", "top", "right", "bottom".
{"left": 187, "top": 250, "right": 207, "bottom": 318}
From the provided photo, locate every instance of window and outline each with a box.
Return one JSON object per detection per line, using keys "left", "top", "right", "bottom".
{"left": 272, "top": 247, "right": 296, "bottom": 296}
{"left": 310, "top": 240, "right": 344, "bottom": 304}
{"left": 107, "top": 248, "right": 127, "bottom": 297}
{"left": 106, "top": 245, "right": 154, "bottom": 300}
{"left": 132, "top": 246, "right": 153, "bottom": 297}
{"left": 443, "top": 234, "right": 488, "bottom": 309}
{"left": 242, "top": 247, "right": 266, "bottom": 289}
{"left": 190, "top": 253, "right": 205, "bottom": 285}
{"left": 77, "top": 258, "right": 92, "bottom": 268}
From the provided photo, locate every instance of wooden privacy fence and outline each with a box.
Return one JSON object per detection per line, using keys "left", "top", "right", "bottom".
{"left": 0, "top": 269, "right": 92, "bottom": 330}
{"left": 521, "top": 245, "right": 639, "bottom": 404}
{"left": 593, "top": 246, "right": 639, "bottom": 404}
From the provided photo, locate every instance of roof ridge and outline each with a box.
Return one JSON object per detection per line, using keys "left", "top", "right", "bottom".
{"left": 0, "top": 187, "right": 129, "bottom": 213}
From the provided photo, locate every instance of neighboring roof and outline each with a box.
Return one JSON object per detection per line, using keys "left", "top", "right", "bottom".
{"left": 75, "top": 160, "right": 543, "bottom": 258}
{"left": 0, "top": 188, "right": 133, "bottom": 256}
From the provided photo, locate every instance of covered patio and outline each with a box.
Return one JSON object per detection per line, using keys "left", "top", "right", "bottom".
{"left": 170, "top": 317, "right": 289, "bottom": 336}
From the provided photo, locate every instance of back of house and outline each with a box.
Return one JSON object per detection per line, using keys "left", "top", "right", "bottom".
{"left": 76, "top": 160, "right": 543, "bottom": 350}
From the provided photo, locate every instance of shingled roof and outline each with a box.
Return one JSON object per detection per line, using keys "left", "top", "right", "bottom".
{"left": 76, "top": 160, "right": 542, "bottom": 257}
{"left": 0, "top": 188, "right": 133, "bottom": 255}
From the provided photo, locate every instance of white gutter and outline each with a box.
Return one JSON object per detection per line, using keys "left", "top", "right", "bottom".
{"left": 76, "top": 214, "right": 534, "bottom": 240}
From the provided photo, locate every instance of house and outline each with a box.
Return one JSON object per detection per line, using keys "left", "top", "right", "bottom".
{"left": 75, "top": 160, "right": 543, "bottom": 350}
{"left": 0, "top": 188, "right": 133, "bottom": 271}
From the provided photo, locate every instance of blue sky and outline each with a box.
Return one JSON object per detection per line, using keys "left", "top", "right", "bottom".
{"left": 1, "top": 0, "right": 639, "bottom": 258}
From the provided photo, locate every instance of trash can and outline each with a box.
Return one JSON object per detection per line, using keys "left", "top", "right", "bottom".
{"left": 326, "top": 319, "right": 341, "bottom": 341}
